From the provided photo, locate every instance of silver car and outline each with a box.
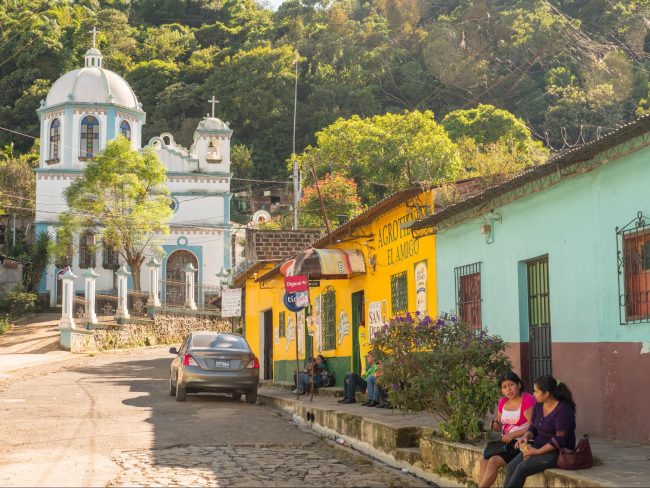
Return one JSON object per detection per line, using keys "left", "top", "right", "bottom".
{"left": 169, "top": 332, "right": 259, "bottom": 403}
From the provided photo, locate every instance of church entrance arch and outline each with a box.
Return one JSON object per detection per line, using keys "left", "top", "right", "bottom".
{"left": 165, "top": 250, "right": 199, "bottom": 307}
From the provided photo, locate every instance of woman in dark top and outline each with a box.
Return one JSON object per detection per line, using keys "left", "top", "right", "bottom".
{"left": 504, "top": 375, "right": 576, "bottom": 487}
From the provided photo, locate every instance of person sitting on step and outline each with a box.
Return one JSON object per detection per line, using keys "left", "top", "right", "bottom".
{"left": 338, "top": 351, "right": 378, "bottom": 405}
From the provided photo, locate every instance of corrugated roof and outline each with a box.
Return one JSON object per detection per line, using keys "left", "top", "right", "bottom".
{"left": 409, "top": 113, "right": 650, "bottom": 231}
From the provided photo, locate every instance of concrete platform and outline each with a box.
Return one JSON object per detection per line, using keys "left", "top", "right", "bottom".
{"left": 259, "top": 387, "right": 650, "bottom": 487}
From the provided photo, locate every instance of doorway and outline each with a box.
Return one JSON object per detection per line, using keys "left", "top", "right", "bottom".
{"left": 262, "top": 309, "right": 273, "bottom": 380}
{"left": 351, "top": 291, "right": 365, "bottom": 374}
{"left": 527, "top": 256, "right": 552, "bottom": 384}
{"left": 165, "top": 250, "right": 198, "bottom": 306}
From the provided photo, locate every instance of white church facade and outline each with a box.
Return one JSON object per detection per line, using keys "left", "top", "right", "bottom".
{"left": 34, "top": 43, "right": 232, "bottom": 307}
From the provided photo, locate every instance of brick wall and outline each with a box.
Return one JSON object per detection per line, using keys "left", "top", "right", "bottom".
{"left": 245, "top": 229, "right": 324, "bottom": 262}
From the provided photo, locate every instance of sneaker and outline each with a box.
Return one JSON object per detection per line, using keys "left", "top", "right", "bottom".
{"left": 337, "top": 398, "right": 348, "bottom": 403}
{"left": 361, "top": 400, "right": 372, "bottom": 406}
{"left": 375, "top": 401, "right": 387, "bottom": 408}
{"left": 366, "top": 400, "right": 378, "bottom": 407}
{"left": 340, "top": 398, "right": 356, "bottom": 404}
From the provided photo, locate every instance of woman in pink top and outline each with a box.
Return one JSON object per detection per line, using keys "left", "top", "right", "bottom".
{"left": 478, "top": 372, "right": 535, "bottom": 488}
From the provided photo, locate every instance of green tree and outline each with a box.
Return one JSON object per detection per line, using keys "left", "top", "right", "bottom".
{"left": 296, "top": 110, "right": 462, "bottom": 204}
{"left": 0, "top": 143, "right": 38, "bottom": 219}
{"left": 442, "top": 104, "right": 548, "bottom": 169}
{"left": 54, "top": 137, "right": 172, "bottom": 290}
{"left": 300, "top": 173, "right": 363, "bottom": 228}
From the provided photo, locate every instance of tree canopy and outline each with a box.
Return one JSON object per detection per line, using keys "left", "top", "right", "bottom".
{"left": 297, "top": 111, "right": 462, "bottom": 204}
{"left": 1, "top": 0, "right": 649, "bottom": 180}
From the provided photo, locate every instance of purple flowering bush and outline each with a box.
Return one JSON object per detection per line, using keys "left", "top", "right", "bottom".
{"left": 371, "top": 312, "right": 511, "bottom": 441}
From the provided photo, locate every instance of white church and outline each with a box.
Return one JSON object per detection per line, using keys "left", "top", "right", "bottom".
{"left": 34, "top": 38, "right": 232, "bottom": 307}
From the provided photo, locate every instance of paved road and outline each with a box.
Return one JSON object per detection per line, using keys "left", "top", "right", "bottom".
{"left": 0, "top": 346, "right": 429, "bottom": 487}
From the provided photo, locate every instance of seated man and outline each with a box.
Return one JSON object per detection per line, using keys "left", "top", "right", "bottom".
{"left": 294, "top": 355, "right": 328, "bottom": 395}
{"left": 338, "top": 351, "right": 378, "bottom": 404}
{"left": 364, "top": 359, "right": 387, "bottom": 407}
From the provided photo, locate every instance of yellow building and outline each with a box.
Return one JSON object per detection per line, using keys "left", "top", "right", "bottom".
{"left": 235, "top": 186, "right": 437, "bottom": 384}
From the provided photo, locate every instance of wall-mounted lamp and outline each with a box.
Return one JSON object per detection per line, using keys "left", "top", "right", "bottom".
{"left": 481, "top": 212, "right": 502, "bottom": 245}
{"left": 479, "top": 223, "right": 492, "bottom": 235}
{"left": 368, "top": 254, "right": 377, "bottom": 273}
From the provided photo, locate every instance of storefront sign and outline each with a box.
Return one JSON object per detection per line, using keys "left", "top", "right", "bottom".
{"left": 368, "top": 300, "right": 386, "bottom": 339}
{"left": 221, "top": 288, "right": 242, "bottom": 317}
{"left": 285, "top": 274, "right": 308, "bottom": 293}
{"left": 308, "top": 280, "right": 320, "bottom": 288}
{"left": 415, "top": 260, "right": 427, "bottom": 315}
{"left": 284, "top": 291, "right": 309, "bottom": 312}
{"left": 377, "top": 204, "right": 430, "bottom": 266}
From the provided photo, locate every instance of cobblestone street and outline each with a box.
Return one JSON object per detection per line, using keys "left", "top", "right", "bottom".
{"left": 110, "top": 443, "right": 429, "bottom": 487}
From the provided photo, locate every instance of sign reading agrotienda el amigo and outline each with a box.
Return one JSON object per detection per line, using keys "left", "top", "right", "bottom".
{"left": 378, "top": 203, "right": 431, "bottom": 266}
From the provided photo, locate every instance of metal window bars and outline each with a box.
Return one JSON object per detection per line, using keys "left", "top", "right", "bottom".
{"left": 390, "top": 271, "right": 408, "bottom": 314}
{"left": 321, "top": 288, "right": 336, "bottom": 350}
{"left": 159, "top": 279, "right": 222, "bottom": 311}
{"left": 454, "top": 262, "right": 482, "bottom": 329}
{"left": 617, "top": 211, "right": 650, "bottom": 324}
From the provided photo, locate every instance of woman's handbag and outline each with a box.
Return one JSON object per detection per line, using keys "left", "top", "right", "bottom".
{"left": 552, "top": 434, "right": 593, "bottom": 470}
{"left": 483, "top": 440, "right": 507, "bottom": 459}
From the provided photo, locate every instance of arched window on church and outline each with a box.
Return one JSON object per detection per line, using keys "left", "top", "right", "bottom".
{"left": 49, "top": 118, "right": 60, "bottom": 162}
{"left": 120, "top": 120, "right": 131, "bottom": 141}
{"left": 80, "top": 115, "right": 100, "bottom": 158}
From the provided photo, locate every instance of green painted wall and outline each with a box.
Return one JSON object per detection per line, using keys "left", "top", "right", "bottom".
{"left": 436, "top": 138, "right": 650, "bottom": 344}
{"left": 274, "top": 356, "right": 351, "bottom": 387}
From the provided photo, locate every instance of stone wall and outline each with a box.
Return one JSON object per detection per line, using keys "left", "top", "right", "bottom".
{"left": 92, "top": 314, "right": 233, "bottom": 351}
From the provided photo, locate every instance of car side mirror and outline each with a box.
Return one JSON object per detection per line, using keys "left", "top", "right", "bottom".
{"left": 169, "top": 347, "right": 178, "bottom": 355}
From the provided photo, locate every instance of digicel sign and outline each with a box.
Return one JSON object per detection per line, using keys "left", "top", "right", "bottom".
{"left": 284, "top": 274, "right": 308, "bottom": 293}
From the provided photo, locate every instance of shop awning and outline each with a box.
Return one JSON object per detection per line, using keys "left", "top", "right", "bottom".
{"left": 288, "top": 248, "right": 366, "bottom": 279}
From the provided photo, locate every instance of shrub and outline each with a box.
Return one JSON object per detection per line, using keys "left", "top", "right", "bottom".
{"left": 0, "top": 290, "right": 37, "bottom": 318}
{"left": 371, "top": 312, "right": 512, "bottom": 441}
{"left": 0, "top": 316, "right": 10, "bottom": 335}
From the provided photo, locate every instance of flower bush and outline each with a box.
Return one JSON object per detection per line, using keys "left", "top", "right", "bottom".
{"left": 371, "top": 312, "right": 512, "bottom": 441}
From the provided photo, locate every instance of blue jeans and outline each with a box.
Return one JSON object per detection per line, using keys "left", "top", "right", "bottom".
{"left": 343, "top": 373, "right": 366, "bottom": 399}
{"left": 298, "top": 372, "right": 321, "bottom": 393}
{"left": 504, "top": 450, "right": 558, "bottom": 487}
{"left": 366, "top": 375, "right": 378, "bottom": 401}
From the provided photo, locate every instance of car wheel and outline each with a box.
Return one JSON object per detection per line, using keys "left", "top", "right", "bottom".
{"left": 169, "top": 371, "right": 176, "bottom": 396}
{"left": 246, "top": 389, "right": 257, "bottom": 404}
{"left": 175, "top": 375, "right": 187, "bottom": 402}
{"left": 232, "top": 393, "right": 243, "bottom": 401}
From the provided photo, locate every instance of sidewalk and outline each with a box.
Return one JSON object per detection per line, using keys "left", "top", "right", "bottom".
{"left": 258, "top": 387, "right": 650, "bottom": 487}
{"left": 0, "top": 313, "right": 73, "bottom": 376}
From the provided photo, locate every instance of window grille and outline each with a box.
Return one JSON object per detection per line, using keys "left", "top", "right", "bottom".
{"left": 279, "top": 311, "right": 286, "bottom": 338}
{"left": 390, "top": 271, "right": 408, "bottom": 314}
{"left": 78, "top": 232, "right": 96, "bottom": 269}
{"left": 102, "top": 242, "right": 120, "bottom": 270}
{"left": 80, "top": 115, "right": 100, "bottom": 158}
{"left": 617, "top": 211, "right": 650, "bottom": 324}
{"left": 455, "top": 262, "right": 482, "bottom": 329}
{"left": 49, "top": 118, "right": 60, "bottom": 161}
{"left": 321, "top": 288, "right": 336, "bottom": 350}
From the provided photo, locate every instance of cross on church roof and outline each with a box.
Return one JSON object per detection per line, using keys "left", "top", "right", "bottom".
{"left": 89, "top": 26, "right": 99, "bottom": 48}
{"left": 208, "top": 96, "right": 219, "bottom": 118}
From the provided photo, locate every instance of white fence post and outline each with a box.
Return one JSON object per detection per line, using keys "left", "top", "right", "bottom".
{"left": 83, "top": 268, "right": 99, "bottom": 325}
{"left": 184, "top": 263, "right": 197, "bottom": 310}
{"left": 59, "top": 269, "right": 77, "bottom": 330}
{"left": 115, "top": 265, "right": 131, "bottom": 320}
{"left": 146, "top": 257, "right": 161, "bottom": 307}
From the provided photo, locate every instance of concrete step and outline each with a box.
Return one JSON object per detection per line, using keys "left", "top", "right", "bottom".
{"left": 260, "top": 379, "right": 345, "bottom": 398}
{"left": 394, "top": 447, "right": 422, "bottom": 465}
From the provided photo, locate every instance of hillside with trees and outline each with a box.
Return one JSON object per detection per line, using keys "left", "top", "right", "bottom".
{"left": 1, "top": 0, "right": 649, "bottom": 189}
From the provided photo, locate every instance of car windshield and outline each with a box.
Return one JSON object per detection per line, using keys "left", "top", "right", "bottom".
{"left": 191, "top": 334, "right": 249, "bottom": 350}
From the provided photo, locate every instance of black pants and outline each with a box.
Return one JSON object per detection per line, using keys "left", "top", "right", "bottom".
{"left": 504, "top": 451, "right": 558, "bottom": 487}
{"left": 343, "top": 373, "right": 366, "bottom": 399}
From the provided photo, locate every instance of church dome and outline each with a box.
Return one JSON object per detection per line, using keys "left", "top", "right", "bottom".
{"left": 44, "top": 49, "right": 141, "bottom": 111}
{"left": 196, "top": 117, "right": 230, "bottom": 131}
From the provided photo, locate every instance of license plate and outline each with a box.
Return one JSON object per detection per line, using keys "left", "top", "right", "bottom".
{"left": 214, "top": 360, "right": 230, "bottom": 369}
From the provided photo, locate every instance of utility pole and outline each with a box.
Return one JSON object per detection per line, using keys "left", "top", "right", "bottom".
{"left": 12, "top": 213, "right": 16, "bottom": 247}
{"left": 292, "top": 51, "right": 300, "bottom": 230}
